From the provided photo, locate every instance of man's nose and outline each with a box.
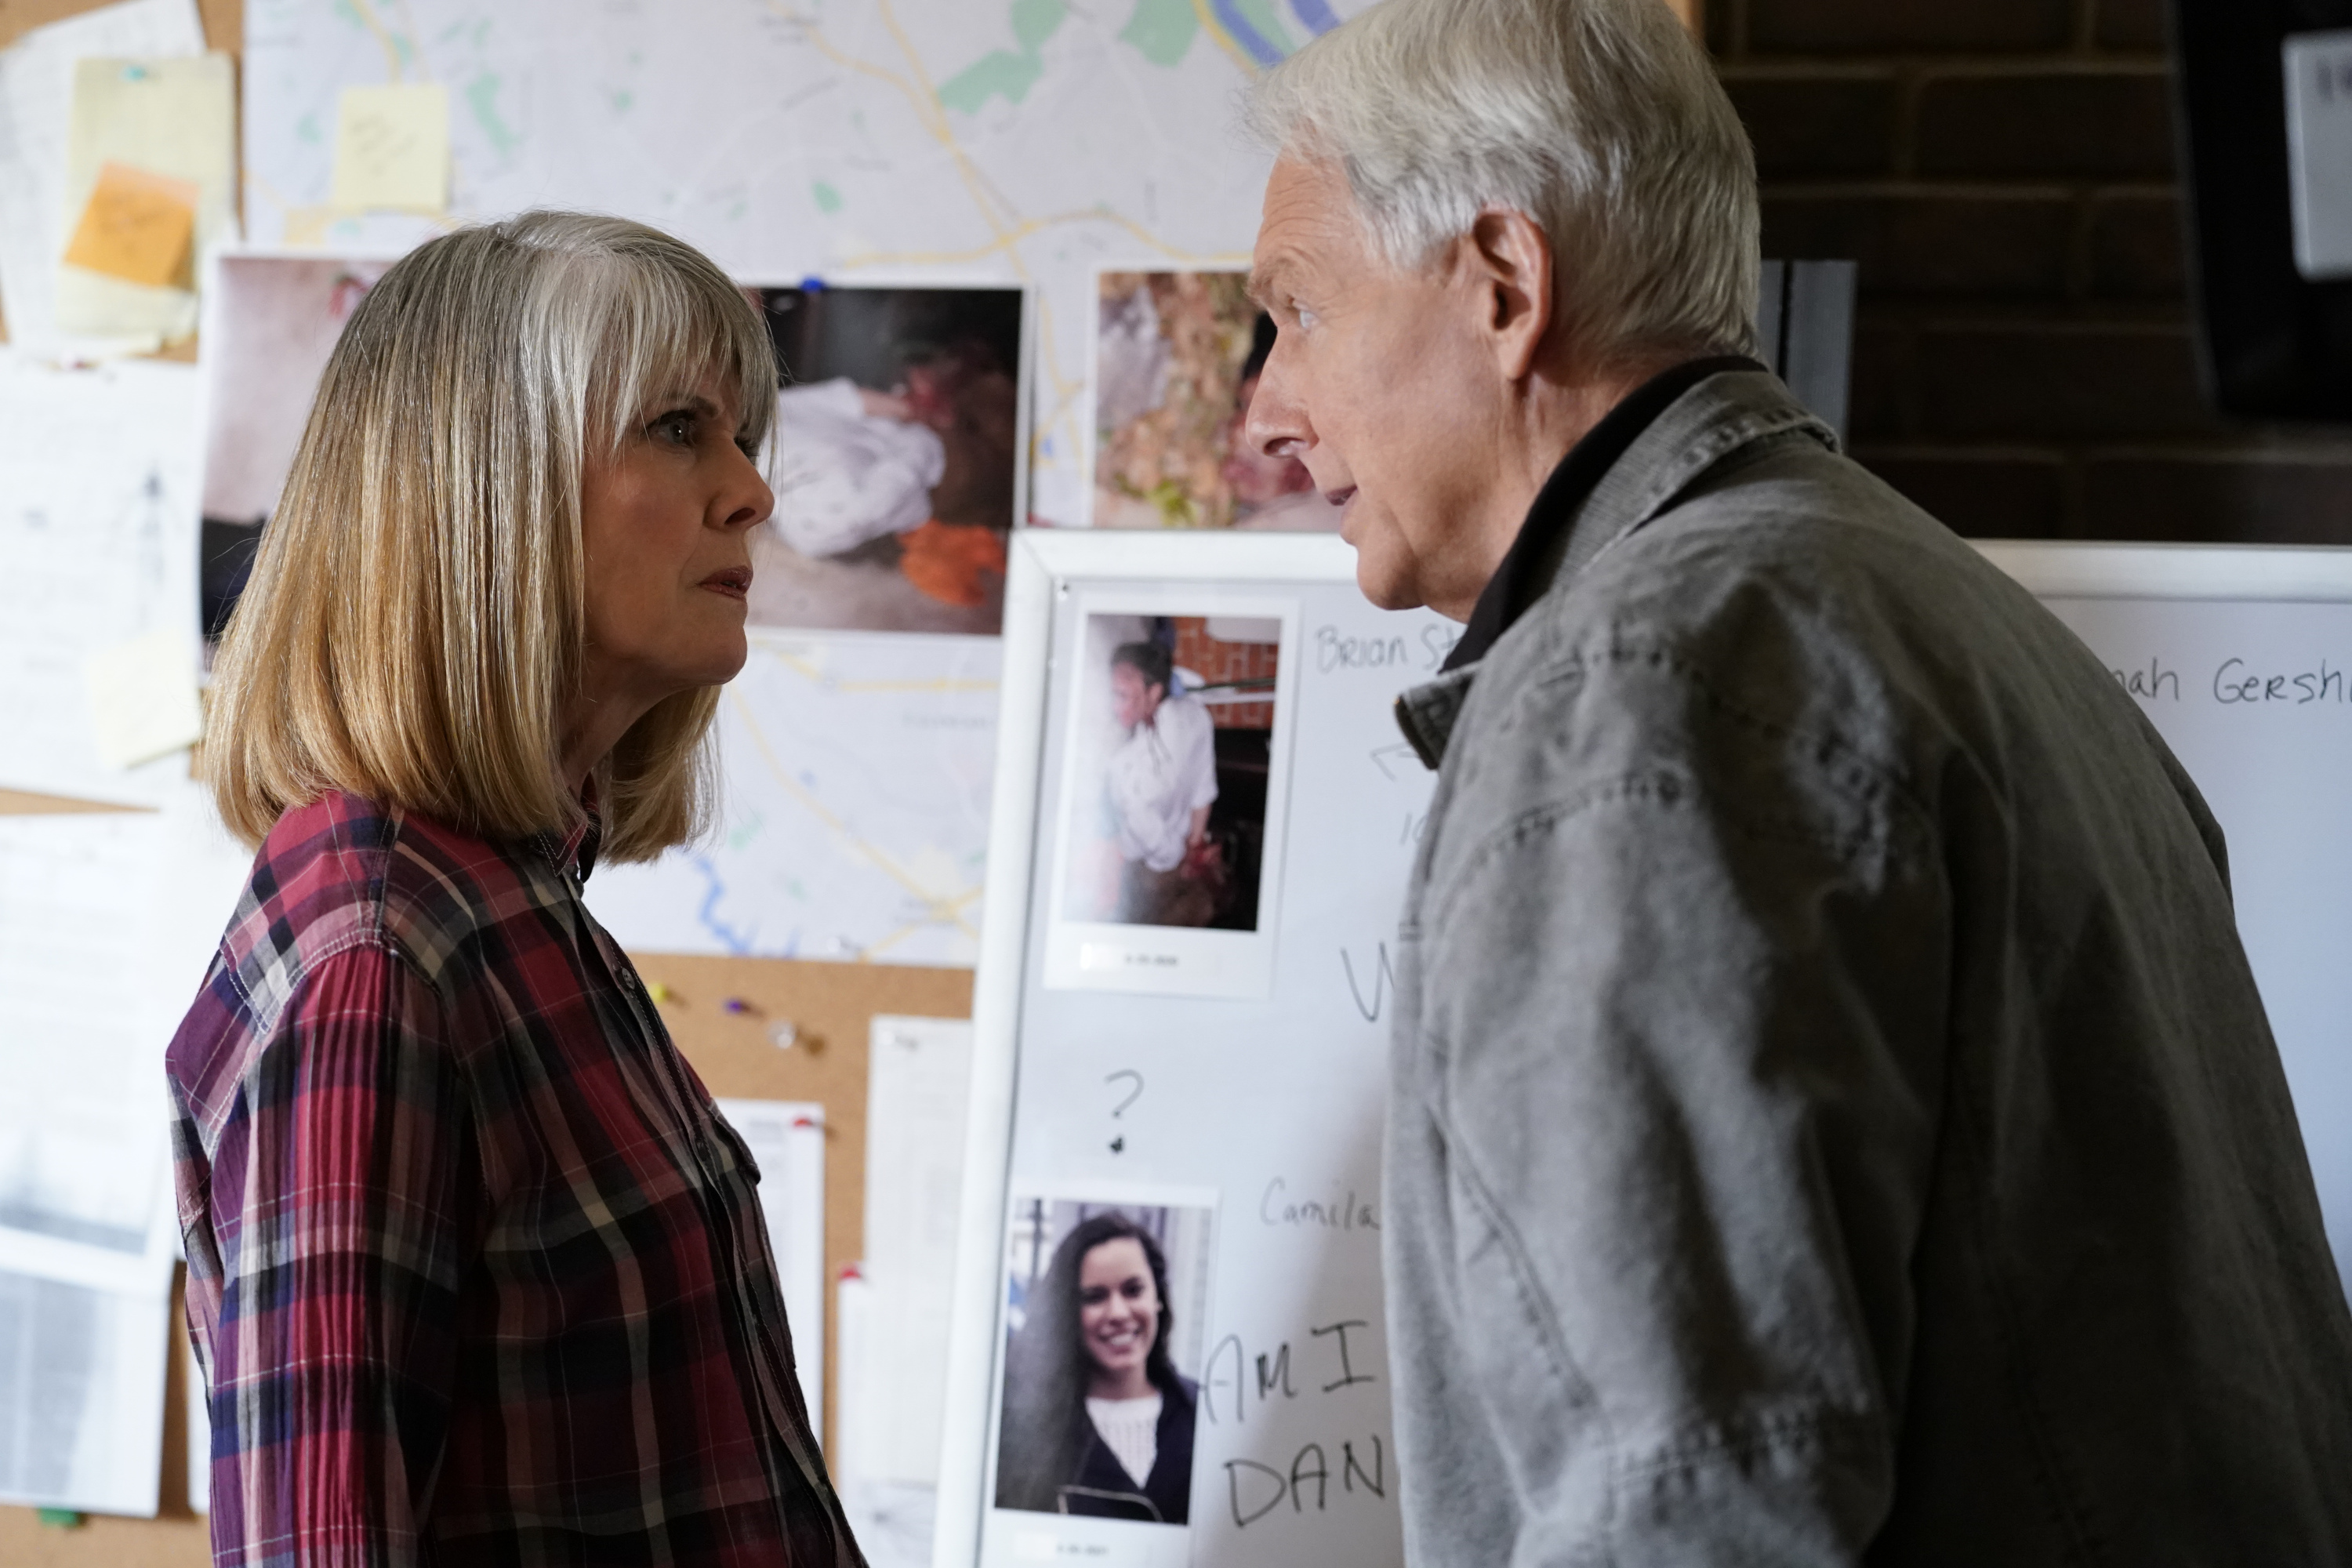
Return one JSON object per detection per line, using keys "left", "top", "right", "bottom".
{"left": 1243, "top": 336, "right": 1312, "bottom": 461}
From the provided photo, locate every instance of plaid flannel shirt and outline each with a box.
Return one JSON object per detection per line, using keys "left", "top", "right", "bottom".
{"left": 167, "top": 791, "right": 861, "bottom": 1567}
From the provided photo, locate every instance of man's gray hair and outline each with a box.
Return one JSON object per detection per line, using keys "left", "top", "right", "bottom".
{"left": 1244, "top": 0, "right": 1759, "bottom": 370}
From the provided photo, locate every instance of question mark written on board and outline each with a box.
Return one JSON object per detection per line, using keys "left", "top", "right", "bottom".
{"left": 1105, "top": 1070, "right": 1145, "bottom": 1154}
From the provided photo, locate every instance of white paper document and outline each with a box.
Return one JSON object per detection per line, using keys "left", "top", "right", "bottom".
{"left": 0, "top": 0, "right": 205, "bottom": 358}
{"left": 714, "top": 1098, "right": 827, "bottom": 1441}
{"left": 0, "top": 1265, "right": 171, "bottom": 1515}
{"left": 0, "top": 808, "right": 217, "bottom": 1516}
{"left": 840, "top": 1017, "right": 973, "bottom": 1493}
{"left": 0, "top": 350, "right": 204, "bottom": 807}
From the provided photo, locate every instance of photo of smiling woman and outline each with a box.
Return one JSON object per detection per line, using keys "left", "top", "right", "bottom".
{"left": 170, "top": 213, "right": 859, "bottom": 1564}
{"left": 993, "top": 1201, "right": 1214, "bottom": 1525}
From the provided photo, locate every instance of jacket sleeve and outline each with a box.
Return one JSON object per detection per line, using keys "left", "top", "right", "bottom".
{"left": 1399, "top": 656, "right": 1949, "bottom": 1566}
{"left": 198, "top": 942, "right": 474, "bottom": 1568}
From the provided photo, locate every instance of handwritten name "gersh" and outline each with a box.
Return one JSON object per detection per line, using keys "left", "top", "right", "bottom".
{"left": 2212, "top": 657, "right": 2350, "bottom": 705}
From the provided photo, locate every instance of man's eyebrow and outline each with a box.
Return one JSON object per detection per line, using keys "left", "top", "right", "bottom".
{"left": 1245, "top": 261, "right": 1290, "bottom": 309}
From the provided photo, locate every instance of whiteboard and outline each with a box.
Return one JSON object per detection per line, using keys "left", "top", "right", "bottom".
{"left": 938, "top": 534, "right": 2352, "bottom": 1568}
{"left": 1978, "top": 541, "right": 2352, "bottom": 1291}
{"left": 940, "top": 532, "right": 1446, "bottom": 1568}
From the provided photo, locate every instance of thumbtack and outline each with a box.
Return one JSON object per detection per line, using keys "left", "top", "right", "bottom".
{"left": 647, "top": 982, "right": 677, "bottom": 1005}
{"left": 769, "top": 1019, "right": 800, "bottom": 1051}
{"left": 792, "top": 1114, "right": 819, "bottom": 1130}
{"left": 722, "top": 996, "right": 755, "bottom": 1015}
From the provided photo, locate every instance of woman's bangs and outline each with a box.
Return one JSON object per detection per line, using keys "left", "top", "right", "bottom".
{"left": 590, "top": 263, "right": 777, "bottom": 456}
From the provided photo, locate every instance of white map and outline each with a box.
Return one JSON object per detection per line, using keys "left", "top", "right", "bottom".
{"left": 586, "top": 632, "right": 1001, "bottom": 967}
{"left": 241, "top": 0, "right": 1371, "bottom": 527}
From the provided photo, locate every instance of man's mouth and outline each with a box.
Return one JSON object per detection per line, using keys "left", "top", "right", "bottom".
{"left": 702, "top": 566, "right": 753, "bottom": 598}
{"left": 1325, "top": 486, "right": 1359, "bottom": 540}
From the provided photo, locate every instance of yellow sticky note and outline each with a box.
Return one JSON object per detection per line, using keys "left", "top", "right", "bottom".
{"left": 332, "top": 84, "right": 452, "bottom": 213}
{"left": 56, "top": 55, "right": 236, "bottom": 343}
{"left": 85, "top": 626, "right": 203, "bottom": 770}
{"left": 60, "top": 162, "right": 198, "bottom": 288}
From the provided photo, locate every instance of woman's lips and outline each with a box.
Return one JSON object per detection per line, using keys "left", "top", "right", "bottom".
{"left": 702, "top": 565, "right": 753, "bottom": 599}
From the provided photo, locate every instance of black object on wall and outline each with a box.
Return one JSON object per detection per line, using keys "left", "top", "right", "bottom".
{"left": 2170, "top": 0, "right": 2352, "bottom": 419}
{"left": 1757, "top": 259, "right": 1857, "bottom": 443}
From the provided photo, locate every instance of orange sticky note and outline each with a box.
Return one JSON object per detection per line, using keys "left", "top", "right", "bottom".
{"left": 61, "top": 161, "right": 198, "bottom": 288}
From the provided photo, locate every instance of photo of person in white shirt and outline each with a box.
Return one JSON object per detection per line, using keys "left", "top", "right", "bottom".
{"left": 1066, "top": 614, "right": 1282, "bottom": 933}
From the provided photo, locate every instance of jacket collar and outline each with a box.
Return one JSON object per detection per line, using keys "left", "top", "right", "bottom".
{"left": 1393, "top": 366, "right": 1838, "bottom": 770}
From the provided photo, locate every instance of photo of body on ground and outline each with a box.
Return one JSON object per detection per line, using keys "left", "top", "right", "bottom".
{"left": 750, "top": 284, "right": 1028, "bottom": 636}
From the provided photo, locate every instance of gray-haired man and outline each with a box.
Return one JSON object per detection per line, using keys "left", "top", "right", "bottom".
{"left": 1242, "top": 0, "right": 2352, "bottom": 1561}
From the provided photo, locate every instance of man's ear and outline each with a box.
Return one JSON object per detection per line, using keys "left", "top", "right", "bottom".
{"left": 1464, "top": 207, "right": 1555, "bottom": 383}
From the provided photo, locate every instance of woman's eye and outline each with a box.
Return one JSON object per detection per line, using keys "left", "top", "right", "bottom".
{"left": 652, "top": 412, "right": 696, "bottom": 446}
{"left": 1121, "top": 1279, "right": 1146, "bottom": 1298}
{"left": 1080, "top": 1287, "right": 1109, "bottom": 1305}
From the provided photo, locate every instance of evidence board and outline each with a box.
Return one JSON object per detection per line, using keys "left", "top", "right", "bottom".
{"left": 938, "top": 533, "right": 2352, "bottom": 1568}
{"left": 942, "top": 532, "right": 1445, "bottom": 1568}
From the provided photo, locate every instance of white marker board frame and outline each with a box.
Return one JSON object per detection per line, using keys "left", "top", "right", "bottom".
{"left": 1972, "top": 539, "right": 2352, "bottom": 1290}
{"left": 938, "top": 532, "right": 1443, "bottom": 1568}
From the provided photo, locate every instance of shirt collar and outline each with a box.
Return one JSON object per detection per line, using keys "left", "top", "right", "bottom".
{"left": 1440, "top": 354, "right": 1765, "bottom": 675}
{"left": 533, "top": 776, "right": 604, "bottom": 885}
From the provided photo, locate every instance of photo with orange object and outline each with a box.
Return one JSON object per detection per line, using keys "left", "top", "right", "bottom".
{"left": 1066, "top": 613, "right": 1279, "bottom": 931}
{"left": 1093, "top": 269, "right": 1344, "bottom": 533}
{"left": 750, "top": 284, "right": 1025, "bottom": 635}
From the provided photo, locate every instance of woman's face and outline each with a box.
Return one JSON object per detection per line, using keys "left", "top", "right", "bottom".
{"left": 578, "top": 373, "right": 773, "bottom": 720}
{"left": 1076, "top": 1236, "right": 1161, "bottom": 1388}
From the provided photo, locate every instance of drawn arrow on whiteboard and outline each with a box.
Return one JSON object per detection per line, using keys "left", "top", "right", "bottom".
{"left": 1369, "top": 742, "right": 1421, "bottom": 781}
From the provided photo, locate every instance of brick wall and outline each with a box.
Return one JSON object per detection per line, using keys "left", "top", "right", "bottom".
{"left": 1710, "top": 0, "right": 2352, "bottom": 542}
{"left": 1170, "top": 618, "right": 1277, "bottom": 730}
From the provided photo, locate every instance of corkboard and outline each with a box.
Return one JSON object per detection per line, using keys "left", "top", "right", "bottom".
{"left": 0, "top": 946, "right": 972, "bottom": 1565}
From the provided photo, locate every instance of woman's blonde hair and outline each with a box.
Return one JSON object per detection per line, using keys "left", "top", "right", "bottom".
{"left": 206, "top": 211, "right": 778, "bottom": 862}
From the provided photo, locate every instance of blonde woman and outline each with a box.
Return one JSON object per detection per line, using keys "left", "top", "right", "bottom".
{"left": 167, "top": 213, "right": 862, "bottom": 1565}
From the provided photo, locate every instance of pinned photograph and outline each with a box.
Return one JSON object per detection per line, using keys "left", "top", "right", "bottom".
{"left": 198, "top": 253, "right": 394, "bottom": 651}
{"left": 1091, "top": 268, "right": 1343, "bottom": 533}
{"left": 992, "top": 1194, "right": 1215, "bottom": 1530}
{"left": 750, "top": 284, "right": 1029, "bottom": 636}
{"left": 1044, "top": 603, "right": 1296, "bottom": 998}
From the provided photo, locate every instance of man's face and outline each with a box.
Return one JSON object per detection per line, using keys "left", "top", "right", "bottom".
{"left": 1244, "top": 156, "right": 1513, "bottom": 616}
{"left": 1111, "top": 663, "right": 1162, "bottom": 730}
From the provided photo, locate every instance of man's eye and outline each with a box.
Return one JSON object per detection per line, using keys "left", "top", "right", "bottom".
{"left": 1293, "top": 303, "right": 1319, "bottom": 332}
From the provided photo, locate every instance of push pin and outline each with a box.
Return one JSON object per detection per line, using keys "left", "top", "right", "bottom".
{"left": 722, "top": 996, "right": 755, "bottom": 1016}
{"left": 768, "top": 1019, "right": 800, "bottom": 1051}
{"left": 647, "top": 982, "right": 677, "bottom": 1005}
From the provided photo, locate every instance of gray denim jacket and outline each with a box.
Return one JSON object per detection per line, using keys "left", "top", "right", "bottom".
{"left": 1384, "top": 369, "right": 2352, "bottom": 1566}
